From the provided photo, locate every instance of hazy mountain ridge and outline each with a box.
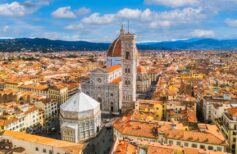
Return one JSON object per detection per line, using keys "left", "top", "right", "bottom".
{"left": 0, "top": 38, "right": 237, "bottom": 52}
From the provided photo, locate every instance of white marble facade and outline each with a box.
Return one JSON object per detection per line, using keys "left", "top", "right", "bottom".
{"left": 81, "top": 67, "right": 122, "bottom": 115}
{"left": 60, "top": 91, "right": 101, "bottom": 143}
{"left": 106, "top": 56, "right": 121, "bottom": 67}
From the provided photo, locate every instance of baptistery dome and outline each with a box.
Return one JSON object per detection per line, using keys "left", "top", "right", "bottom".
{"left": 60, "top": 91, "right": 101, "bottom": 143}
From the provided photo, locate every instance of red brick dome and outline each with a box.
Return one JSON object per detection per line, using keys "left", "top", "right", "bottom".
{"left": 107, "top": 37, "right": 122, "bottom": 57}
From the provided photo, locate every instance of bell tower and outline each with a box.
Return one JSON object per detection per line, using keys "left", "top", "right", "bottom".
{"left": 121, "top": 29, "right": 137, "bottom": 112}
{"left": 120, "top": 24, "right": 125, "bottom": 36}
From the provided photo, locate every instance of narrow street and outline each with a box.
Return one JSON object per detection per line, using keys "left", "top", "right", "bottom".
{"left": 83, "top": 127, "right": 113, "bottom": 154}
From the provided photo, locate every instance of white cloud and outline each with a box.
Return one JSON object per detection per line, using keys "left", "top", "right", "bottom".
{"left": 52, "top": 6, "right": 76, "bottom": 19}
{"left": 75, "top": 7, "right": 206, "bottom": 30}
{"left": 117, "top": 8, "right": 142, "bottom": 19}
{"left": 190, "top": 29, "right": 215, "bottom": 37}
{"left": 149, "top": 21, "right": 172, "bottom": 28}
{"left": 76, "top": 7, "right": 90, "bottom": 16}
{"left": 140, "top": 9, "right": 153, "bottom": 21}
{"left": 36, "top": 32, "right": 80, "bottom": 41}
{"left": 118, "top": 8, "right": 204, "bottom": 28}
{"left": 145, "top": 0, "right": 199, "bottom": 7}
{"left": 116, "top": 8, "right": 155, "bottom": 21}
{"left": 145, "top": 0, "right": 237, "bottom": 15}
{"left": 2, "top": 25, "right": 10, "bottom": 33}
{"left": 52, "top": 6, "right": 90, "bottom": 19}
{"left": 82, "top": 13, "right": 115, "bottom": 24}
{"left": 65, "top": 24, "right": 84, "bottom": 30}
{"left": 225, "top": 19, "right": 237, "bottom": 27}
{"left": 159, "top": 7, "right": 204, "bottom": 21}
{"left": 0, "top": 2, "right": 26, "bottom": 17}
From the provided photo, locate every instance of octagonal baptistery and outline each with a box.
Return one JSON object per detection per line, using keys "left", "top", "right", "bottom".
{"left": 60, "top": 90, "right": 101, "bottom": 143}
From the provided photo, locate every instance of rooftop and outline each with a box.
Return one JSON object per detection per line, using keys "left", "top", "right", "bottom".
{"left": 60, "top": 90, "right": 100, "bottom": 113}
{"left": 3, "top": 130, "right": 83, "bottom": 154}
{"left": 105, "top": 64, "right": 121, "bottom": 73}
{"left": 107, "top": 37, "right": 122, "bottom": 57}
{"left": 113, "top": 111, "right": 227, "bottom": 146}
{"left": 111, "top": 77, "right": 122, "bottom": 85}
{"left": 112, "top": 140, "right": 228, "bottom": 154}
{"left": 226, "top": 107, "right": 237, "bottom": 117}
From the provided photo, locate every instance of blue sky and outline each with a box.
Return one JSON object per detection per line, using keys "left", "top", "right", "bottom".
{"left": 1, "top": 0, "right": 237, "bottom": 42}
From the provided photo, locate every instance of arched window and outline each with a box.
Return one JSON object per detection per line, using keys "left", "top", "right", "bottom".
{"left": 125, "top": 68, "right": 130, "bottom": 73}
{"left": 110, "top": 102, "right": 114, "bottom": 112}
{"left": 125, "top": 80, "right": 131, "bottom": 85}
{"left": 125, "top": 52, "right": 130, "bottom": 60}
{"left": 97, "top": 97, "right": 102, "bottom": 109}
{"left": 97, "top": 97, "right": 102, "bottom": 102}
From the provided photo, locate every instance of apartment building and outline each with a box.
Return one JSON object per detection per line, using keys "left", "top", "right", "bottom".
{"left": 1, "top": 130, "right": 83, "bottom": 154}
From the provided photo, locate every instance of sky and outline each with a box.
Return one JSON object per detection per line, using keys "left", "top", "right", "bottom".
{"left": 1, "top": 0, "right": 237, "bottom": 42}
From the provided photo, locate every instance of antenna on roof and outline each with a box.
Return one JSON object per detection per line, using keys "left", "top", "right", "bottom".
{"left": 120, "top": 23, "right": 125, "bottom": 35}
{"left": 127, "top": 20, "right": 130, "bottom": 33}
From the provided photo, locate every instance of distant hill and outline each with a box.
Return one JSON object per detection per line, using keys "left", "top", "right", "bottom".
{"left": 140, "top": 38, "right": 237, "bottom": 50}
{"left": 0, "top": 38, "right": 110, "bottom": 52}
{"left": 0, "top": 38, "right": 237, "bottom": 52}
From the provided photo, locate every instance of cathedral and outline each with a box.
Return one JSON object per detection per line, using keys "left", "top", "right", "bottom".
{"left": 81, "top": 26, "right": 154, "bottom": 114}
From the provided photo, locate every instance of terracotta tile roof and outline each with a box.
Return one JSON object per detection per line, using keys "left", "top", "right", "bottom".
{"left": 0, "top": 117, "right": 18, "bottom": 126}
{"left": 227, "top": 107, "right": 237, "bottom": 117}
{"left": 3, "top": 130, "right": 83, "bottom": 154}
{"left": 113, "top": 140, "right": 137, "bottom": 154}
{"left": 114, "top": 112, "right": 182, "bottom": 139}
{"left": 105, "top": 64, "right": 121, "bottom": 73}
{"left": 20, "top": 84, "right": 48, "bottom": 91}
{"left": 113, "top": 140, "right": 228, "bottom": 154}
{"left": 198, "top": 124, "right": 206, "bottom": 129}
{"left": 137, "top": 66, "right": 146, "bottom": 74}
{"left": 182, "top": 147, "right": 227, "bottom": 154}
{"left": 24, "top": 106, "right": 37, "bottom": 115}
{"left": 148, "top": 145, "right": 174, "bottom": 154}
{"left": 49, "top": 84, "right": 67, "bottom": 90}
{"left": 138, "top": 99, "right": 162, "bottom": 106}
{"left": 111, "top": 77, "right": 122, "bottom": 85}
{"left": 131, "top": 110, "right": 158, "bottom": 122}
{"left": 164, "top": 129, "right": 226, "bottom": 146}
{"left": 113, "top": 111, "right": 227, "bottom": 146}
{"left": 0, "top": 88, "right": 17, "bottom": 94}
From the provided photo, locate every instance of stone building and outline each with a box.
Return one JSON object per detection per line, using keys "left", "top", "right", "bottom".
{"left": 113, "top": 112, "right": 228, "bottom": 153}
{"left": 81, "top": 65, "right": 122, "bottom": 115}
{"left": 221, "top": 107, "right": 237, "bottom": 154}
{"left": 203, "top": 95, "right": 237, "bottom": 122}
{"left": 60, "top": 90, "right": 101, "bottom": 143}
{"left": 1, "top": 130, "right": 83, "bottom": 154}
{"left": 121, "top": 29, "right": 137, "bottom": 111}
{"left": 81, "top": 26, "right": 154, "bottom": 114}
{"left": 137, "top": 66, "right": 152, "bottom": 93}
